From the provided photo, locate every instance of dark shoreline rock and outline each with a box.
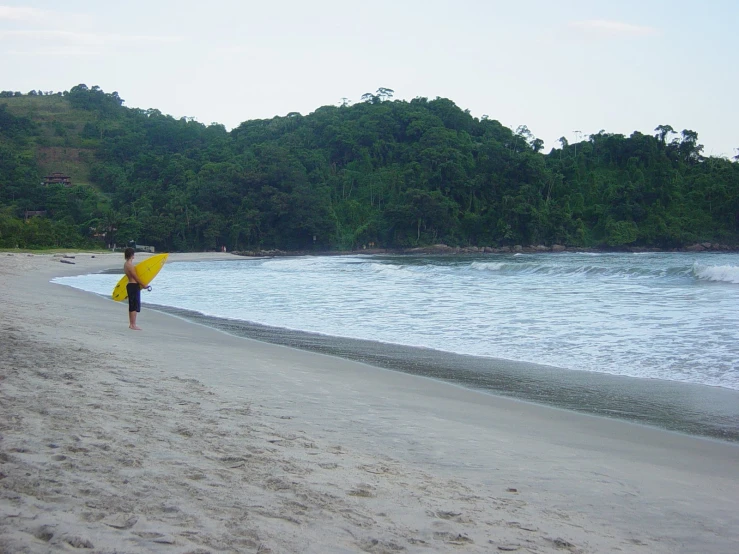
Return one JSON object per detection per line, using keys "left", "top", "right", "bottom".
{"left": 231, "top": 242, "right": 738, "bottom": 258}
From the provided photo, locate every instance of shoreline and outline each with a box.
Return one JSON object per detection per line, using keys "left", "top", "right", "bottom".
{"left": 230, "top": 241, "right": 739, "bottom": 257}
{"left": 2, "top": 252, "right": 739, "bottom": 553}
{"left": 65, "top": 250, "right": 739, "bottom": 442}
{"left": 146, "top": 303, "right": 739, "bottom": 443}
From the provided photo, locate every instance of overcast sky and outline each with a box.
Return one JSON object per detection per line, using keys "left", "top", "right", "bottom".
{"left": 1, "top": 0, "right": 736, "bottom": 157}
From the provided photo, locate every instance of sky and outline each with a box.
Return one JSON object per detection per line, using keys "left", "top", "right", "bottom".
{"left": 1, "top": 0, "right": 737, "bottom": 157}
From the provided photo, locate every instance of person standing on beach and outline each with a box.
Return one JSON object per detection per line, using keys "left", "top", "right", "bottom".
{"left": 124, "top": 247, "right": 142, "bottom": 330}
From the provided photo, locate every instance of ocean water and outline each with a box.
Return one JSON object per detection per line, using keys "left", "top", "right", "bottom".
{"left": 56, "top": 252, "right": 739, "bottom": 392}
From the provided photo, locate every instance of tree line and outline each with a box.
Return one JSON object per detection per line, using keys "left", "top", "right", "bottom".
{"left": 1, "top": 84, "right": 737, "bottom": 251}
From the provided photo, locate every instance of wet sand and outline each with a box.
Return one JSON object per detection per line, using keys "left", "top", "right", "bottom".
{"left": 1, "top": 252, "right": 738, "bottom": 553}
{"left": 150, "top": 304, "right": 739, "bottom": 442}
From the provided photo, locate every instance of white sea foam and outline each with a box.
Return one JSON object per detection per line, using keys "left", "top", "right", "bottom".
{"left": 469, "top": 262, "right": 506, "bottom": 271}
{"left": 260, "top": 257, "right": 331, "bottom": 272}
{"left": 693, "top": 263, "right": 739, "bottom": 284}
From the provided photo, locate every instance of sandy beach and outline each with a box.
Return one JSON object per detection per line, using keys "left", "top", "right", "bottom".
{"left": 1, "top": 252, "right": 738, "bottom": 553}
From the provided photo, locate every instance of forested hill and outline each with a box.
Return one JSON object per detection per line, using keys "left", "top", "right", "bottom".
{"left": 1, "top": 85, "right": 737, "bottom": 251}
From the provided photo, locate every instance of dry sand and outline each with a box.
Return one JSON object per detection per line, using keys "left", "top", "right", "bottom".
{"left": 1, "top": 252, "right": 738, "bottom": 553}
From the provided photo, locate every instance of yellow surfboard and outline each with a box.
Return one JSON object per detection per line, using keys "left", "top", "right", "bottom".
{"left": 112, "top": 253, "right": 169, "bottom": 302}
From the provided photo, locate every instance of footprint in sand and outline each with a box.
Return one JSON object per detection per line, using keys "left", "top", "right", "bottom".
{"left": 32, "top": 526, "right": 54, "bottom": 542}
{"left": 63, "top": 535, "right": 94, "bottom": 548}
{"left": 133, "top": 531, "right": 177, "bottom": 544}
{"left": 433, "top": 510, "right": 473, "bottom": 523}
{"left": 356, "top": 537, "right": 405, "bottom": 552}
{"left": 492, "top": 543, "right": 521, "bottom": 552}
{"left": 347, "top": 484, "right": 376, "bottom": 498}
{"left": 433, "top": 531, "right": 474, "bottom": 545}
{"left": 101, "top": 513, "right": 138, "bottom": 529}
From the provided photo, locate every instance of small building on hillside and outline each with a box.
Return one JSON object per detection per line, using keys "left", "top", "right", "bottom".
{"left": 42, "top": 172, "right": 72, "bottom": 187}
{"left": 24, "top": 210, "right": 47, "bottom": 221}
{"left": 125, "top": 240, "right": 155, "bottom": 253}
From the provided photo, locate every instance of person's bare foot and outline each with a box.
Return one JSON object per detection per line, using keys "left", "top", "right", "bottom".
{"left": 129, "top": 325, "right": 142, "bottom": 330}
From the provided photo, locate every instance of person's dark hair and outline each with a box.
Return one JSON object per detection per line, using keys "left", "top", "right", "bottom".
{"left": 124, "top": 247, "right": 135, "bottom": 260}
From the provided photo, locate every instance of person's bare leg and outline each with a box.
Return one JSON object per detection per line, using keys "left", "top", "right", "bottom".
{"left": 129, "top": 310, "right": 141, "bottom": 330}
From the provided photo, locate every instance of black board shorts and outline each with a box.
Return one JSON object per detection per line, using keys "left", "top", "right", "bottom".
{"left": 127, "top": 283, "right": 141, "bottom": 312}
